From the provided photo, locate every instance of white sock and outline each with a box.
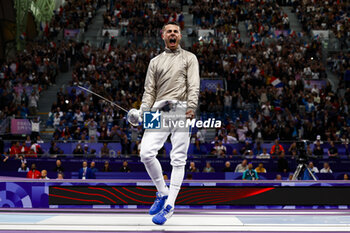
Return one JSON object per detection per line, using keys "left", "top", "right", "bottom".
{"left": 165, "top": 165, "right": 185, "bottom": 208}
{"left": 143, "top": 158, "right": 169, "bottom": 196}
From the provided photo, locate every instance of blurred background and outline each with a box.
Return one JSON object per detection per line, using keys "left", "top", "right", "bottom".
{"left": 0, "top": 0, "right": 349, "bottom": 181}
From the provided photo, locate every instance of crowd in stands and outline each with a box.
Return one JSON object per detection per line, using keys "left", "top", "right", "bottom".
{"left": 45, "top": 33, "right": 337, "bottom": 147}
{"left": 2, "top": 156, "right": 349, "bottom": 181}
{"left": 190, "top": 0, "right": 239, "bottom": 31}
{"left": 328, "top": 52, "right": 350, "bottom": 89}
{"left": 243, "top": 1, "right": 290, "bottom": 38}
{"left": 0, "top": 41, "right": 64, "bottom": 119}
{"left": 190, "top": 0, "right": 291, "bottom": 43}
{"left": 294, "top": 0, "right": 349, "bottom": 49}
{"left": 46, "top": 0, "right": 102, "bottom": 39}
{"left": 47, "top": 40, "right": 151, "bottom": 143}
{"left": 0, "top": 0, "right": 104, "bottom": 121}
{"left": 103, "top": 0, "right": 184, "bottom": 37}
{"left": 193, "top": 37, "right": 345, "bottom": 145}
{"left": 1, "top": 1, "right": 350, "bottom": 181}
{"left": 3, "top": 136, "right": 350, "bottom": 161}
{"left": 7, "top": 159, "right": 134, "bottom": 180}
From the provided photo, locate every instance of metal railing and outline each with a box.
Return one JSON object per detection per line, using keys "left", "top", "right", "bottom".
{"left": 3, "top": 153, "right": 350, "bottom": 160}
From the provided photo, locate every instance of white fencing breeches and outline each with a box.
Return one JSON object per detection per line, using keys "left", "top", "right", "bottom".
{"left": 140, "top": 100, "right": 190, "bottom": 203}
{"left": 140, "top": 100, "right": 191, "bottom": 167}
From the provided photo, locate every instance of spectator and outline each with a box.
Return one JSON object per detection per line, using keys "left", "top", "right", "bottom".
{"left": 78, "top": 161, "right": 94, "bottom": 179}
{"left": 313, "top": 141, "right": 324, "bottom": 157}
{"left": 30, "top": 117, "right": 41, "bottom": 140}
{"left": 18, "top": 155, "right": 27, "bottom": 166}
{"left": 236, "top": 124, "right": 248, "bottom": 142}
{"left": 242, "top": 163, "right": 259, "bottom": 180}
{"left": 320, "top": 162, "right": 333, "bottom": 173}
{"left": 240, "top": 140, "right": 252, "bottom": 157}
{"left": 40, "top": 170, "right": 50, "bottom": 180}
{"left": 328, "top": 141, "right": 338, "bottom": 158}
{"left": 344, "top": 174, "right": 349, "bottom": 180}
{"left": 73, "top": 144, "right": 84, "bottom": 156}
{"left": 213, "top": 141, "right": 227, "bottom": 157}
{"left": 306, "top": 145, "right": 313, "bottom": 158}
{"left": 308, "top": 162, "right": 319, "bottom": 173}
{"left": 132, "top": 140, "right": 141, "bottom": 155}
{"left": 270, "top": 139, "right": 285, "bottom": 156}
{"left": 49, "top": 142, "right": 63, "bottom": 155}
{"left": 196, "top": 127, "right": 206, "bottom": 143}
{"left": 275, "top": 174, "right": 282, "bottom": 180}
{"left": 102, "top": 160, "right": 112, "bottom": 172}
{"left": 26, "top": 163, "right": 41, "bottom": 179}
{"left": 90, "top": 149, "right": 97, "bottom": 157}
{"left": 119, "top": 161, "right": 131, "bottom": 173}
{"left": 100, "top": 142, "right": 110, "bottom": 157}
{"left": 291, "top": 150, "right": 298, "bottom": 159}
{"left": 277, "top": 152, "right": 289, "bottom": 173}
{"left": 0, "top": 152, "right": 9, "bottom": 166}
{"left": 302, "top": 167, "right": 317, "bottom": 180}
{"left": 226, "top": 132, "right": 238, "bottom": 144}
{"left": 9, "top": 141, "right": 21, "bottom": 158}
{"left": 187, "top": 162, "right": 199, "bottom": 173}
{"left": 222, "top": 161, "right": 233, "bottom": 172}
{"left": 90, "top": 161, "right": 98, "bottom": 174}
{"left": 74, "top": 109, "right": 85, "bottom": 124}
{"left": 255, "top": 163, "right": 266, "bottom": 173}
{"left": 53, "top": 113, "right": 61, "bottom": 128}
{"left": 245, "top": 150, "right": 255, "bottom": 159}
{"left": 193, "top": 139, "right": 207, "bottom": 155}
{"left": 18, "top": 162, "right": 29, "bottom": 172}
{"left": 121, "top": 134, "right": 131, "bottom": 156}
{"left": 288, "top": 142, "right": 297, "bottom": 156}
{"left": 29, "top": 141, "right": 43, "bottom": 156}
{"left": 256, "top": 148, "right": 271, "bottom": 159}
{"left": 26, "top": 148, "right": 37, "bottom": 158}
{"left": 235, "top": 159, "right": 248, "bottom": 172}
{"left": 288, "top": 173, "right": 294, "bottom": 180}
{"left": 203, "top": 162, "right": 215, "bottom": 173}
{"left": 186, "top": 173, "right": 193, "bottom": 180}
{"left": 54, "top": 159, "right": 64, "bottom": 173}
{"left": 57, "top": 173, "right": 64, "bottom": 180}
{"left": 313, "top": 135, "right": 323, "bottom": 145}
{"left": 28, "top": 91, "right": 39, "bottom": 115}
{"left": 209, "top": 148, "right": 217, "bottom": 157}
{"left": 253, "top": 142, "right": 263, "bottom": 155}
{"left": 36, "top": 136, "right": 44, "bottom": 143}
{"left": 87, "top": 120, "right": 98, "bottom": 142}
{"left": 25, "top": 136, "right": 31, "bottom": 144}
{"left": 231, "top": 149, "right": 239, "bottom": 157}
{"left": 83, "top": 144, "right": 90, "bottom": 155}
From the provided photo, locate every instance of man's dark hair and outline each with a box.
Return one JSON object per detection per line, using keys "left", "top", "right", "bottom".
{"left": 162, "top": 21, "right": 181, "bottom": 32}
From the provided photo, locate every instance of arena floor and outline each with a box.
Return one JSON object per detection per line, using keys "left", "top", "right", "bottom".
{"left": 0, "top": 209, "right": 349, "bottom": 232}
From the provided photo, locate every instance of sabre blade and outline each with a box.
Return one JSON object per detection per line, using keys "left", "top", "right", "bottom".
{"left": 77, "top": 85, "right": 128, "bottom": 113}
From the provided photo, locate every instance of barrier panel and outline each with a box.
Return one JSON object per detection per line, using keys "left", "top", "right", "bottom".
{"left": 1, "top": 178, "right": 349, "bottom": 209}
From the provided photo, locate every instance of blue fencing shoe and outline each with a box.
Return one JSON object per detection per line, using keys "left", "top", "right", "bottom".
{"left": 152, "top": 204, "right": 174, "bottom": 225}
{"left": 149, "top": 192, "right": 168, "bottom": 215}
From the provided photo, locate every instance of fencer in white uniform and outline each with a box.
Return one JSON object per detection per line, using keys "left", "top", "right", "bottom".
{"left": 134, "top": 22, "right": 200, "bottom": 225}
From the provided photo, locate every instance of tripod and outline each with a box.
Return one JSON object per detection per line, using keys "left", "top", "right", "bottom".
{"left": 292, "top": 163, "right": 317, "bottom": 180}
